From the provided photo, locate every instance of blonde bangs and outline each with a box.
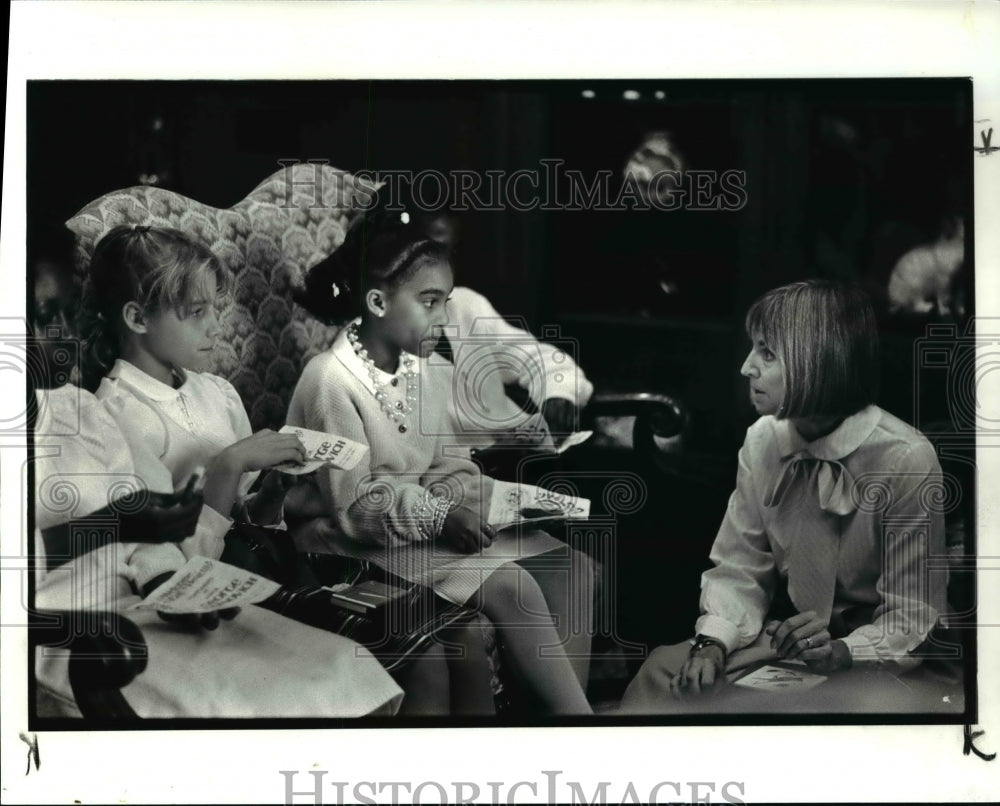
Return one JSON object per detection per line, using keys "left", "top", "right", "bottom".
{"left": 745, "top": 280, "right": 878, "bottom": 419}
{"left": 140, "top": 236, "right": 229, "bottom": 315}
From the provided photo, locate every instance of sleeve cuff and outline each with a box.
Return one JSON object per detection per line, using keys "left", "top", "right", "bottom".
{"left": 539, "top": 377, "right": 595, "bottom": 409}
{"left": 694, "top": 614, "right": 742, "bottom": 654}
{"left": 175, "top": 504, "right": 234, "bottom": 561}
{"left": 840, "top": 630, "right": 922, "bottom": 670}
{"left": 200, "top": 503, "right": 234, "bottom": 540}
{"left": 128, "top": 543, "right": 186, "bottom": 592}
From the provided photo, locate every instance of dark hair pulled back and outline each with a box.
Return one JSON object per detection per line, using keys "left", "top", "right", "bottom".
{"left": 295, "top": 189, "right": 449, "bottom": 326}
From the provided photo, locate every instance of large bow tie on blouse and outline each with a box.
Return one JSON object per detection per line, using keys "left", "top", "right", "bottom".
{"left": 763, "top": 451, "right": 856, "bottom": 516}
{"left": 764, "top": 451, "right": 856, "bottom": 623}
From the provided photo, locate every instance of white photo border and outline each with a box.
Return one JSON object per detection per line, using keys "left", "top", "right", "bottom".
{"left": 3, "top": 1, "right": 999, "bottom": 803}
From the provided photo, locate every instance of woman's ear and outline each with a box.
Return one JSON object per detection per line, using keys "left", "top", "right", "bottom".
{"left": 121, "top": 301, "right": 148, "bottom": 334}
{"left": 365, "top": 289, "right": 387, "bottom": 319}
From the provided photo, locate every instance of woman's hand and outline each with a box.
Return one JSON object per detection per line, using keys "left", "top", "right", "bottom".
{"left": 801, "top": 639, "right": 852, "bottom": 674}
{"left": 765, "top": 610, "right": 851, "bottom": 672}
{"left": 670, "top": 644, "right": 726, "bottom": 699}
{"left": 142, "top": 571, "right": 241, "bottom": 631}
{"left": 440, "top": 506, "right": 496, "bottom": 554}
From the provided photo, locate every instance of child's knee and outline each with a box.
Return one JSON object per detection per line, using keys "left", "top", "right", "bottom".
{"left": 481, "top": 564, "right": 546, "bottom": 613}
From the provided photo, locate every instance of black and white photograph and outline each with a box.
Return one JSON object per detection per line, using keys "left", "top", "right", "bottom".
{"left": 3, "top": 2, "right": 999, "bottom": 804}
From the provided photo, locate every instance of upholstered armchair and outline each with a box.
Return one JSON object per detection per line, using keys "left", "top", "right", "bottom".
{"left": 66, "top": 162, "right": 365, "bottom": 428}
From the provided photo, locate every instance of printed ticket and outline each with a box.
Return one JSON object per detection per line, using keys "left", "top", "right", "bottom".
{"left": 733, "top": 664, "right": 827, "bottom": 692}
{"left": 131, "top": 557, "right": 281, "bottom": 614}
{"left": 555, "top": 430, "right": 594, "bottom": 454}
{"left": 275, "top": 425, "right": 369, "bottom": 474}
{"left": 488, "top": 480, "right": 591, "bottom": 530}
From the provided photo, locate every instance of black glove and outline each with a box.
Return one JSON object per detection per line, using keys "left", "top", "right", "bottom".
{"left": 541, "top": 397, "right": 578, "bottom": 440}
{"left": 109, "top": 488, "right": 205, "bottom": 543}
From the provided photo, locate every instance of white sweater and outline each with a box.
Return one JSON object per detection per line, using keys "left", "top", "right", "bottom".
{"left": 286, "top": 322, "right": 492, "bottom": 547}
{"left": 696, "top": 405, "right": 947, "bottom": 668}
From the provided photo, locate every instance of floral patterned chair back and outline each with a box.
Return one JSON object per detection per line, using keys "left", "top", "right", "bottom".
{"left": 65, "top": 163, "right": 372, "bottom": 430}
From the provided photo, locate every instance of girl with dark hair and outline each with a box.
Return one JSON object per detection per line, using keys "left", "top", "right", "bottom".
{"left": 621, "top": 280, "right": 949, "bottom": 712}
{"left": 288, "top": 199, "right": 595, "bottom": 715}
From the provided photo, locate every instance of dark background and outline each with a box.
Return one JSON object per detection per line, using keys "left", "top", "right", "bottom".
{"left": 27, "top": 78, "right": 972, "bottom": 451}
{"left": 27, "top": 80, "right": 973, "bottom": 650}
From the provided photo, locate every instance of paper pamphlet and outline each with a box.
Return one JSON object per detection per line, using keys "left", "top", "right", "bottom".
{"left": 487, "top": 480, "right": 591, "bottom": 530}
{"left": 491, "top": 412, "right": 555, "bottom": 450}
{"left": 555, "top": 430, "right": 593, "bottom": 454}
{"left": 275, "top": 425, "right": 369, "bottom": 474}
{"left": 131, "top": 557, "right": 281, "bottom": 614}
{"left": 732, "top": 664, "right": 827, "bottom": 692}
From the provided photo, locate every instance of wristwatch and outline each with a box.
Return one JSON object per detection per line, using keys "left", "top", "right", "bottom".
{"left": 691, "top": 634, "right": 728, "bottom": 662}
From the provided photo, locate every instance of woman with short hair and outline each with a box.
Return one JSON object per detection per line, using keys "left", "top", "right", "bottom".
{"left": 621, "top": 280, "right": 948, "bottom": 712}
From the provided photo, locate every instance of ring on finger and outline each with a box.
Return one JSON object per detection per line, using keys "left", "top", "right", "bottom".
{"left": 805, "top": 636, "right": 814, "bottom": 648}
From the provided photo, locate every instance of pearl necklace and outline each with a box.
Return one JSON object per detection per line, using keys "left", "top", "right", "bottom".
{"left": 346, "top": 323, "right": 417, "bottom": 433}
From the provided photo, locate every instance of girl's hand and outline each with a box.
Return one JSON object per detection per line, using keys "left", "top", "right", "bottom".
{"left": 142, "top": 572, "right": 241, "bottom": 631}
{"left": 765, "top": 610, "right": 833, "bottom": 663}
{"left": 670, "top": 644, "right": 726, "bottom": 699}
{"left": 441, "top": 506, "right": 496, "bottom": 554}
{"left": 244, "top": 469, "right": 299, "bottom": 526}
{"left": 216, "top": 429, "right": 308, "bottom": 474}
{"left": 283, "top": 476, "right": 328, "bottom": 520}
{"left": 203, "top": 431, "right": 306, "bottom": 522}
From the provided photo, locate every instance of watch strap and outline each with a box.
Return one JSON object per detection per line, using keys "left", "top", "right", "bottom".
{"left": 691, "top": 634, "right": 728, "bottom": 661}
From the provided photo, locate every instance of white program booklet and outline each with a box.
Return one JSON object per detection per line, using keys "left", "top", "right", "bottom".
{"left": 555, "top": 430, "right": 594, "bottom": 454}
{"left": 275, "top": 425, "right": 369, "bottom": 474}
{"left": 733, "top": 664, "right": 828, "bottom": 693}
{"left": 131, "top": 557, "right": 281, "bottom": 614}
{"left": 487, "top": 480, "right": 591, "bottom": 530}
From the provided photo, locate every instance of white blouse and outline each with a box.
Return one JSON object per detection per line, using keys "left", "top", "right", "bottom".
{"left": 695, "top": 405, "right": 948, "bottom": 669}
{"left": 96, "top": 359, "right": 258, "bottom": 589}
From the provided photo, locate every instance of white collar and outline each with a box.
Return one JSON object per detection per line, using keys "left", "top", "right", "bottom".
{"left": 773, "top": 404, "right": 882, "bottom": 462}
{"left": 107, "top": 358, "right": 187, "bottom": 401}
{"left": 332, "top": 318, "right": 421, "bottom": 397}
